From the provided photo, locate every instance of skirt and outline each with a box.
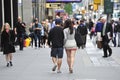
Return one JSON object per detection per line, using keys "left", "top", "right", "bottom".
{"left": 64, "top": 39, "right": 77, "bottom": 49}
{"left": 3, "top": 44, "right": 15, "bottom": 55}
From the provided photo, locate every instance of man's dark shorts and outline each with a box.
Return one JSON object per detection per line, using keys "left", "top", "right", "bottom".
{"left": 51, "top": 48, "right": 63, "bottom": 58}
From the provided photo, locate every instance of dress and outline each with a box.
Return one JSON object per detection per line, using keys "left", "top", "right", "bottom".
{"left": 1, "top": 30, "right": 16, "bottom": 54}
{"left": 64, "top": 28, "right": 77, "bottom": 49}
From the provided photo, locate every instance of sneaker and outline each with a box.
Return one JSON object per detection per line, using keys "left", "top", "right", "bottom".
{"left": 52, "top": 65, "right": 57, "bottom": 71}
{"left": 108, "top": 49, "right": 112, "bottom": 57}
{"left": 9, "top": 61, "right": 13, "bottom": 66}
{"left": 6, "top": 63, "right": 9, "bottom": 67}
{"left": 102, "top": 56, "right": 108, "bottom": 58}
{"left": 57, "top": 70, "right": 61, "bottom": 73}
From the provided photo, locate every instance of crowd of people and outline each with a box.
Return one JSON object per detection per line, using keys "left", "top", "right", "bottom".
{"left": 1, "top": 14, "right": 120, "bottom": 74}
{"left": 88, "top": 17, "right": 120, "bottom": 58}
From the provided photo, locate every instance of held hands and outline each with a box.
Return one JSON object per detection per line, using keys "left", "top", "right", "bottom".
{"left": 109, "top": 37, "right": 113, "bottom": 40}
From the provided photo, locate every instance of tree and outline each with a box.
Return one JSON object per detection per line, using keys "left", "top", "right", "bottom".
{"left": 64, "top": 3, "right": 72, "bottom": 15}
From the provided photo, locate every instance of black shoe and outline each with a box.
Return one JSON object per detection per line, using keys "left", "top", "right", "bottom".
{"left": 102, "top": 56, "right": 108, "bottom": 58}
{"left": 52, "top": 65, "right": 57, "bottom": 71}
{"left": 69, "top": 68, "right": 73, "bottom": 73}
{"left": 20, "top": 49, "right": 23, "bottom": 51}
{"left": 6, "top": 63, "right": 9, "bottom": 67}
{"left": 108, "top": 49, "right": 112, "bottom": 57}
{"left": 82, "top": 46, "right": 84, "bottom": 49}
{"left": 9, "top": 61, "right": 13, "bottom": 66}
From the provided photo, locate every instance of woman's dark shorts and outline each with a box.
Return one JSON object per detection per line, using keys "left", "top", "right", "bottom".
{"left": 51, "top": 48, "right": 63, "bottom": 58}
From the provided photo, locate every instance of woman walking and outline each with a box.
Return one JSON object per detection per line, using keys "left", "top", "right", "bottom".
{"left": 1, "top": 23, "right": 16, "bottom": 67}
{"left": 64, "top": 19, "right": 77, "bottom": 73}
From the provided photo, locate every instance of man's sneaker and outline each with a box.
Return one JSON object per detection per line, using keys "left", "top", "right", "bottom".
{"left": 52, "top": 65, "right": 57, "bottom": 71}
{"left": 57, "top": 70, "right": 61, "bottom": 73}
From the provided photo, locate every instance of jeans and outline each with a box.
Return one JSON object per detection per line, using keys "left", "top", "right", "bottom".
{"left": 118, "top": 32, "right": 120, "bottom": 47}
{"left": 34, "top": 33, "right": 41, "bottom": 47}
{"left": 112, "top": 33, "right": 117, "bottom": 47}
{"left": 18, "top": 33, "right": 25, "bottom": 50}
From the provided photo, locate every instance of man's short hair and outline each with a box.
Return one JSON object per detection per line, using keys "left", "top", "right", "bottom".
{"left": 55, "top": 19, "right": 62, "bottom": 25}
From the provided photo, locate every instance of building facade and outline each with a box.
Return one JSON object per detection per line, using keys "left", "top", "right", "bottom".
{"left": 0, "top": 0, "right": 18, "bottom": 30}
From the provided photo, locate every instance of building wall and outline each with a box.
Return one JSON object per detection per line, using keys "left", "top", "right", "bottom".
{"left": 13, "top": 0, "right": 18, "bottom": 28}
{"left": 4, "top": 0, "right": 11, "bottom": 26}
{"left": 22, "top": 0, "right": 32, "bottom": 25}
{"left": 39, "top": 0, "right": 46, "bottom": 21}
{"left": 22, "top": 0, "right": 32, "bottom": 33}
{"left": 0, "top": 0, "right": 18, "bottom": 28}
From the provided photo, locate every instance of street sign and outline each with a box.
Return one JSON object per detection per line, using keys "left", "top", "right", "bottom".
{"left": 94, "top": 0, "right": 101, "bottom": 4}
{"left": 46, "top": 0, "right": 82, "bottom": 3}
{"left": 46, "top": 3, "right": 61, "bottom": 8}
{"left": 104, "top": 0, "right": 113, "bottom": 14}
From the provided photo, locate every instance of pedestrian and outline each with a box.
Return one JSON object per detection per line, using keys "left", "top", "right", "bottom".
{"left": 77, "top": 20, "right": 88, "bottom": 49}
{"left": 33, "top": 19, "right": 42, "bottom": 48}
{"left": 47, "top": 19, "right": 64, "bottom": 73}
{"left": 14, "top": 17, "right": 26, "bottom": 51}
{"left": 110, "top": 20, "right": 117, "bottom": 47}
{"left": 63, "top": 19, "right": 77, "bottom": 73}
{"left": 29, "top": 22, "right": 34, "bottom": 47}
{"left": 41, "top": 21, "right": 46, "bottom": 48}
{"left": 95, "top": 18, "right": 104, "bottom": 49}
{"left": 88, "top": 19, "right": 94, "bottom": 32}
{"left": 1, "top": 23, "right": 16, "bottom": 67}
{"left": 45, "top": 19, "right": 51, "bottom": 32}
{"left": 116, "top": 18, "right": 120, "bottom": 47}
{"left": 101, "top": 17, "right": 113, "bottom": 58}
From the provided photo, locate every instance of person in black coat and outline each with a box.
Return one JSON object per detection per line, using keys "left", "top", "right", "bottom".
{"left": 1, "top": 23, "right": 16, "bottom": 67}
{"left": 101, "top": 18, "right": 113, "bottom": 58}
{"left": 48, "top": 19, "right": 64, "bottom": 73}
{"left": 14, "top": 17, "right": 26, "bottom": 50}
{"left": 77, "top": 20, "right": 88, "bottom": 49}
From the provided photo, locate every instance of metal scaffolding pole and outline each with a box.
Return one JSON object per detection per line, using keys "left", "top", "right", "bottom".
{"left": 2, "top": 0, "right": 4, "bottom": 25}
{"left": 11, "top": 0, "right": 13, "bottom": 29}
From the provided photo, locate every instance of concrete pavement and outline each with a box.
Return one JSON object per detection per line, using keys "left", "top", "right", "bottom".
{"left": 0, "top": 37, "right": 120, "bottom": 80}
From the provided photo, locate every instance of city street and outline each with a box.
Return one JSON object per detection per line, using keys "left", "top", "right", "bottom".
{"left": 0, "top": 37, "right": 120, "bottom": 80}
{"left": 1, "top": 0, "right": 120, "bottom": 80}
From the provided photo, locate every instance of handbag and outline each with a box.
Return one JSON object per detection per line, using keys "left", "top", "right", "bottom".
{"left": 74, "top": 29, "right": 84, "bottom": 48}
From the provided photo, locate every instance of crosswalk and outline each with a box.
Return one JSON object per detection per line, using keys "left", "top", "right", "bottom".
{"left": 85, "top": 37, "right": 120, "bottom": 67}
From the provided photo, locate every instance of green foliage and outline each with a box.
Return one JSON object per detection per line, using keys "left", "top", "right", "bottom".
{"left": 64, "top": 3, "right": 72, "bottom": 15}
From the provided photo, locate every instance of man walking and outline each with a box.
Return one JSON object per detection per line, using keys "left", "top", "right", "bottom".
{"left": 48, "top": 19, "right": 64, "bottom": 73}
{"left": 77, "top": 20, "right": 88, "bottom": 49}
{"left": 15, "top": 17, "right": 26, "bottom": 51}
{"left": 117, "top": 18, "right": 120, "bottom": 47}
{"left": 101, "top": 17, "right": 113, "bottom": 58}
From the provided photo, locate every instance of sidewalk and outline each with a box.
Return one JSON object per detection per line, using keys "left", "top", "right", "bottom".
{"left": 87, "top": 36, "right": 120, "bottom": 67}
{"left": 0, "top": 36, "right": 120, "bottom": 80}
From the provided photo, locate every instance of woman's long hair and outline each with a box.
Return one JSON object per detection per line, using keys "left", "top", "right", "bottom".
{"left": 64, "top": 19, "right": 73, "bottom": 34}
{"left": 1, "top": 23, "right": 11, "bottom": 32}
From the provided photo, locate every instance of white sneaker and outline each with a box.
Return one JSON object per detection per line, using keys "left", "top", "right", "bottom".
{"left": 57, "top": 70, "right": 61, "bottom": 73}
